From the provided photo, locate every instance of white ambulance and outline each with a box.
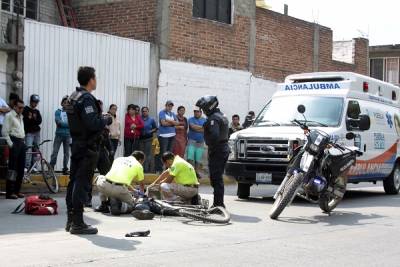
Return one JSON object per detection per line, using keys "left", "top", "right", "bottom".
{"left": 226, "top": 72, "right": 400, "bottom": 199}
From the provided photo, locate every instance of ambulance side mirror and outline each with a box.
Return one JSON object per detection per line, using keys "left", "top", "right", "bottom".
{"left": 358, "top": 114, "right": 371, "bottom": 131}
{"left": 297, "top": 105, "right": 306, "bottom": 114}
{"left": 346, "top": 132, "right": 355, "bottom": 140}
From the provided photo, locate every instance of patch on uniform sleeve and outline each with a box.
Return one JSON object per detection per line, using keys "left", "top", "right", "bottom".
{"left": 210, "top": 120, "right": 215, "bottom": 126}
{"left": 84, "top": 106, "right": 94, "bottom": 114}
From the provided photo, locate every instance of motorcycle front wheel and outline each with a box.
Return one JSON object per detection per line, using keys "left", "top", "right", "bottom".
{"left": 269, "top": 172, "right": 303, "bottom": 220}
{"left": 319, "top": 175, "right": 347, "bottom": 213}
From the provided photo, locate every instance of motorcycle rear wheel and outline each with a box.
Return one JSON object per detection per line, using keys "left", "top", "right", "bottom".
{"left": 319, "top": 176, "right": 347, "bottom": 213}
{"left": 269, "top": 172, "right": 303, "bottom": 220}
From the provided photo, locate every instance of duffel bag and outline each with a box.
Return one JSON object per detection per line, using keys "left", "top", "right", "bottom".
{"left": 12, "top": 194, "right": 58, "bottom": 215}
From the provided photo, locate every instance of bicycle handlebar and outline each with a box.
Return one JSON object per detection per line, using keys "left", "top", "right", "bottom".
{"left": 26, "top": 139, "right": 52, "bottom": 149}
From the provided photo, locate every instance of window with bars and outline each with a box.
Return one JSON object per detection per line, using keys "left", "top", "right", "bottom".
{"left": 386, "top": 58, "right": 399, "bottom": 85}
{"left": 370, "top": 58, "right": 384, "bottom": 81}
{"left": 1, "top": 0, "right": 38, "bottom": 19}
{"left": 370, "top": 57, "right": 400, "bottom": 85}
{"left": 193, "top": 0, "right": 232, "bottom": 24}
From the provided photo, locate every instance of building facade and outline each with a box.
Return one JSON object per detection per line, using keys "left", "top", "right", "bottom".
{"left": 369, "top": 44, "right": 400, "bottom": 87}
{"left": 73, "top": 0, "right": 369, "bottom": 82}
{"left": 0, "top": 0, "right": 61, "bottom": 100}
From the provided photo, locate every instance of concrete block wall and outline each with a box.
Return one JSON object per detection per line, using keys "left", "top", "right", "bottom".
{"left": 333, "top": 40, "right": 354, "bottom": 64}
{"left": 158, "top": 60, "right": 277, "bottom": 121}
{"left": 38, "top": 0, "right": 61, "bottom": 25}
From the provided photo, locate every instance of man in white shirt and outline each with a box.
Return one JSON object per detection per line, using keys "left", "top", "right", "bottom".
{"left": 2, "top": 99, "right": 26, "bottom": 199}
{"left": 0, "top": 96, "right": 10, "bottom": 135}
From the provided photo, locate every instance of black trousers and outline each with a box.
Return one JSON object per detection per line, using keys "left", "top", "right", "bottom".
{"left": 208, "top": 143, "right": 229, "bottom": 207}
{"left": 124, "top": 137, "right": 140, "bottom": 156}
{"left": 157, "top": 136, "right": 175, "bottom": 171}
{"left": 6, "top": 136, "right": 26, "bottom": 196}
{"left": 66, "top": 142, "right": 98, "bottom": 212}
{"left": 87, "top": 146, "right": 112, "bottom": 203}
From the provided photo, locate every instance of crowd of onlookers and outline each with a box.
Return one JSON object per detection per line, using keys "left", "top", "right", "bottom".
{"left": 0, "top": 92, "right": 255, "bottom": 198}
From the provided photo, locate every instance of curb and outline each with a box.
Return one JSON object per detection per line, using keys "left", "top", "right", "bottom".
{"left": 0, "top": 173, "right": 237, "bottom": 191}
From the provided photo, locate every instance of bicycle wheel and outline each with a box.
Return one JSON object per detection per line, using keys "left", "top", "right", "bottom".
{"left": 179, "top": 206, "right": 231, "bottom": 224}
{"left": 41, "top": 159, "right": 59, "bottom": 193}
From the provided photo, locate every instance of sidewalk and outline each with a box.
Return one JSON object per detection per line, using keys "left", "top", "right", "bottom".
{"left": 0, "top": 173, "right": 237, "bottom": 194}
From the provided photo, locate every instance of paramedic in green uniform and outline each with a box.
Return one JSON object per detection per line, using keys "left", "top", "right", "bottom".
{"left": 95, "top": 151, "right": 145, "bottom": 214}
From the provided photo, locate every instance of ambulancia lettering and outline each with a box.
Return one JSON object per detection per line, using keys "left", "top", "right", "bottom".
{"left": 285, "top": 83, "right": 341, "bottom": 91}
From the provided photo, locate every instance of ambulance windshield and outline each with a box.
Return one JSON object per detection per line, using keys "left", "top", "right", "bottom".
{"left": 254, "top": 96, "right": 344, "bottom": 127}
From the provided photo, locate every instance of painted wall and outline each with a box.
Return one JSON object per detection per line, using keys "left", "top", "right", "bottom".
{"left": 24, "top": 20, "right": 150, "bottom": 169}
{"left": 158, "top": 60, "right": 277, "bottom": 121}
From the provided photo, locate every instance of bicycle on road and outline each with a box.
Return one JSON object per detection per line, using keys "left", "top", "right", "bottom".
{"left": 150, "top": 198, "right": 231, "bottom": 224}
{"left": 23, "top": 139, "right": 59, "bottom": 193}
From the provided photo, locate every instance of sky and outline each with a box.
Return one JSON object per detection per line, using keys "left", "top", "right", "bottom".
{"left": 266, "top": 0, "right": 399, "bottom": 46}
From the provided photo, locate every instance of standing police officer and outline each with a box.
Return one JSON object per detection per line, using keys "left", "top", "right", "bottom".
{"left": 196, "top": 96, "right": 229, "bottom": 208}
{"left": 65, "top": 67, "right": 112, "bottom": 235}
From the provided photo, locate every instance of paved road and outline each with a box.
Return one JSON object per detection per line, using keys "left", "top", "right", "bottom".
{"left": 0, "top": 183, "right": 399, "bottom": 267}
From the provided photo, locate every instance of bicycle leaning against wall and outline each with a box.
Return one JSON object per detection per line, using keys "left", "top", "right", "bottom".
{"left": 23, "top": 140, "right": 59, "bottom": 193}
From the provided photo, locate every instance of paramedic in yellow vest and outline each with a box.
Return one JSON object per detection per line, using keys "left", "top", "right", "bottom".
{"left": 149, "top": 152, "right": 199, "bottom": 201}
{"left": 95, "top": 151, "right": 145, "bottom": 213}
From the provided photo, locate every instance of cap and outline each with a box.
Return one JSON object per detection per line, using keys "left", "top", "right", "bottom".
{"left": 193, "top": 106, "right": 202, "bottom": 112}
{"left": 30, "top": 94, "right": 40, "bottom": 103}
{"left": 165, "top": 100, "right": 174, "bottom": 106}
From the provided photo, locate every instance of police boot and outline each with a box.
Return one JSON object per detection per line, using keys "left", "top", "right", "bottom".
{"left": 94, "top": 201, "right": 110, "bottom": 213}
{"left": 70, "top": 211, "right": 98, "bottom": 235}
{"left": 65, "top": 211, "right": 73, "bottom": 232}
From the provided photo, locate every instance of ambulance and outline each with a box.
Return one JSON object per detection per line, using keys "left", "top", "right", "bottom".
{"left": 226, "top": 72, "right": 400, "bottom": 199}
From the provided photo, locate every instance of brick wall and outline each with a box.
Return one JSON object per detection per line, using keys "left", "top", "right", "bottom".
{"left": 74, "top": 0, "right": 157, "bottom": 42}
{"left": 254, "top": 8, "right": 314, "bottom": 81}
{"left": 72, "top": 1, "right": 369, "bottom": 82}
{"left": 254, "top": 8, "right": 368, "bottom": 81}
{"left": 167, "top": 0, "right": 250, "bottom": 70}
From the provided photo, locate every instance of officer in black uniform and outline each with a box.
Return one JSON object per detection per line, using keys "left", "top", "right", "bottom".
{"left": 196, "top": 95, "right": 229, "bottom": 208}
{"left": 65, "top": 66, "right": 112, "bottom": 235}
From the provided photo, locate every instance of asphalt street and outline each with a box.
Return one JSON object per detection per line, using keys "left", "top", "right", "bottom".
{"left": 0, "top": 182, "right": 399, "bottom": 267}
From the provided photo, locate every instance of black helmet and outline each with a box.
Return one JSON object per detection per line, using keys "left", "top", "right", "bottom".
{"left": 30, "top": 94, "right": 40, "bottom": 103}
{"left": 196, "top": 95, "right": 219, "bottom": 116}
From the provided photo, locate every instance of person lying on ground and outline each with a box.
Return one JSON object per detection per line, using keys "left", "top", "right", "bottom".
{"left": 148, "top": 151, "right": 199, "bottom": 203}
{"left": 95, "top": 150, "right": 145, "bottom": 215}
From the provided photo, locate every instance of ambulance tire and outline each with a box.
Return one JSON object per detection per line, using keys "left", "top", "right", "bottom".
{"left": 383, "top": 164, "right": 400, "bottom": 195}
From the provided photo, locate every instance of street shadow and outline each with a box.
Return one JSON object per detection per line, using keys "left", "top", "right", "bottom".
{"left": 0, "top": 198, "right": 101, "bottom": 235}
{"left": 233, "top": 189, "right": 400, "bottom": 209}
{"left": 79, "top": 234, "right": 141, "bottom": 251}
{"left": 230, "top": 213, "right": 262, "bottom": 223}
{"left": 278, "top": 211, "right": 385, "bottom": 227}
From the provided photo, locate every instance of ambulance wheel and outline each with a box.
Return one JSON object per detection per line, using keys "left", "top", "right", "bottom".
{"left": 237, "top": 183, "right": 251, "bottom": 199}
{"left": 383, "top": 164, "right": 400, "bottom": 195}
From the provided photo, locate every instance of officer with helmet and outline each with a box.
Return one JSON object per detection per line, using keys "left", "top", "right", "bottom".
{"left": 196, "top": 95, "right": 229, "bottom": 208}
{"left": 65, "top": 66, "right": 112, "bottom": 235}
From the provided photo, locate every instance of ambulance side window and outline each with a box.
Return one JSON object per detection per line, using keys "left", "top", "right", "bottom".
{"left": 346, "top": 100, "right": 361, "bottom": 130}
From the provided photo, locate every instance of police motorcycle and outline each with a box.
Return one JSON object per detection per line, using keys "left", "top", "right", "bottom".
{"left": 269, "top": 105, "right": 368, "bottom": 219}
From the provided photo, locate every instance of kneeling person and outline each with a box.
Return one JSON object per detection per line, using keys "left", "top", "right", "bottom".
{"left": 95, "top": 151, "right": 145, "bottom": 214}
{"left": 150, "top": 152, "right": 199, "bottom": 202}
